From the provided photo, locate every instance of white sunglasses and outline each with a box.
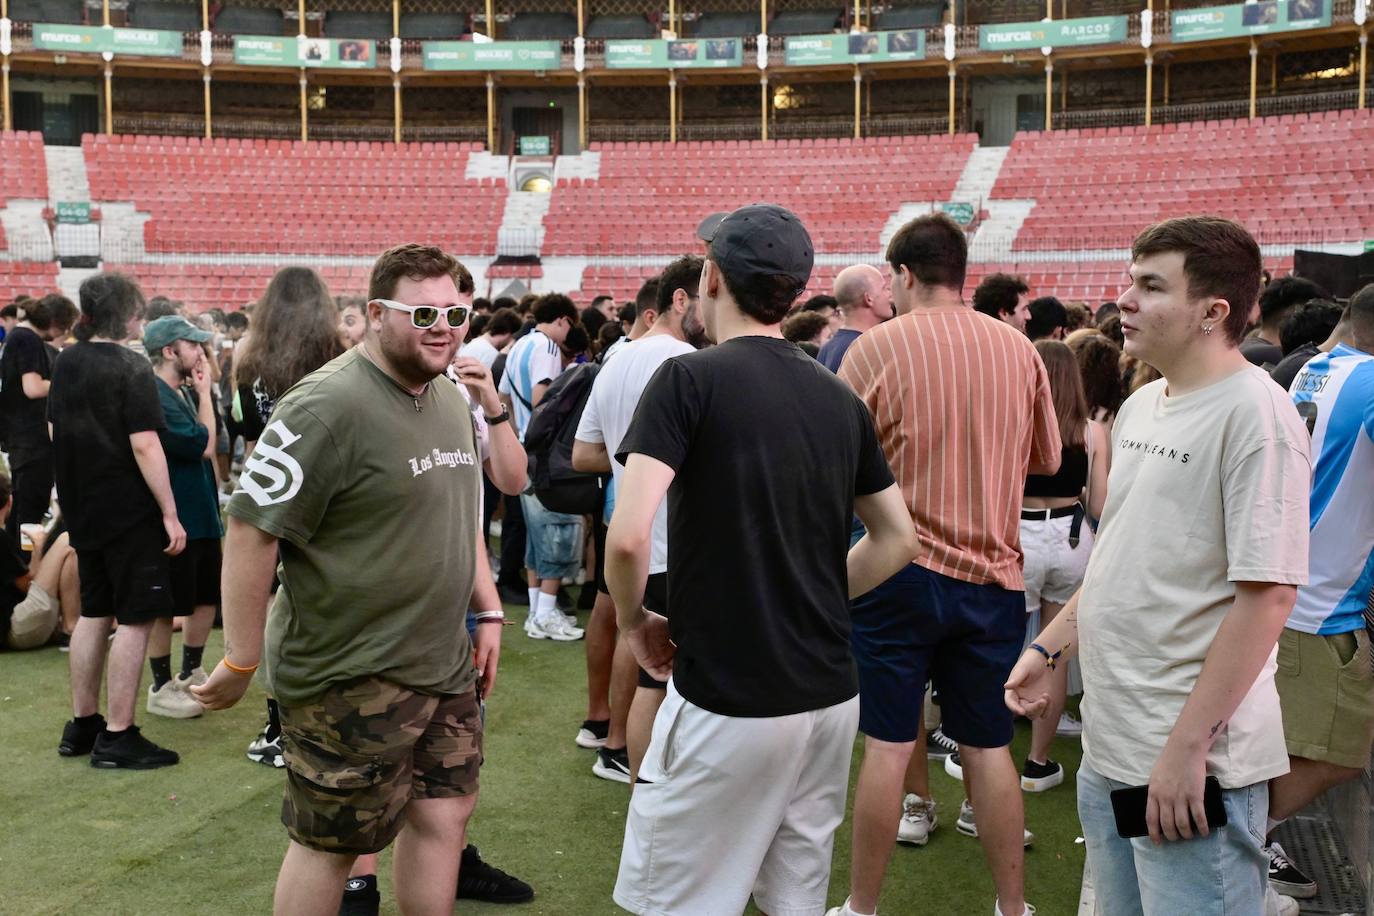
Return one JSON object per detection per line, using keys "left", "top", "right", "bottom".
{"left": 371, "top": 298, "right": 471, "bottom": 330}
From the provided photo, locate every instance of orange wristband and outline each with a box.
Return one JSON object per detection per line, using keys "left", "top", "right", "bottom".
{"left": 223, "top": 657, "right": 259, "bottom": 675}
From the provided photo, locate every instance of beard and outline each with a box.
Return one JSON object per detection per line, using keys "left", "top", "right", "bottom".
{"left": 683, "top": 303, "right": 712, "bottom": 349}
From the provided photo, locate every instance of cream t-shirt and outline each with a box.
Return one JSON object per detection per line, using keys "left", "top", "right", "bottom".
{"left": 1078, "top": 364, "right": 1311, "bottom": 789}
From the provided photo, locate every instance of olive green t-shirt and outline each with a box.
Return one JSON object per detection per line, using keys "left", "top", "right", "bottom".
{"left": 227, "top": 348, "right": 481, "bottom": 707}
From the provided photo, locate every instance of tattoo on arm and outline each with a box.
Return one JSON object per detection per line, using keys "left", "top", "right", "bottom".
{"left": 1209, "top": 720, "right": 1224, "bottom": 739}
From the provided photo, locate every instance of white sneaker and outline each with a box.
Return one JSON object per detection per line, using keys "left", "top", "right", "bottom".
{"left": 896, "top": 793, "right": 938, "bottom": 846}
{"left": 956, "top": 799, "right": 1034, "bottom": 847}
{"left": 524, "top": 610, "right": 540, "bottom": 638}
{"left": 993, "top": 902, "right": 1036, "bottom": 916}
{"left": 1265, "top": 884, "right": 1299, "bottom": 916}
{"left": 823, "top": 900, "right": 872, "bottom": 916}
{"left": 175, "top": 667, "right": 208, "bottom": 690}
{"left": 147, "top": 680, "right": 203, "bottom": 719}
{"left": 528, "top": 611, "right": 584, "bottom": 642}
{"left": 1055, "top": 711, "right": 1083, "bottom": 737}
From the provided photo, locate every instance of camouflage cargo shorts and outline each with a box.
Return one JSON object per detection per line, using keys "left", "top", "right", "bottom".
{"left": 278, "top": 677, "right": 483, "bottom": 855}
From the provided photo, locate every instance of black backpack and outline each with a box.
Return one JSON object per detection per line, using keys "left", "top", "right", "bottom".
{"left": 521, "top": 362, "right": 608, "bottom": 515}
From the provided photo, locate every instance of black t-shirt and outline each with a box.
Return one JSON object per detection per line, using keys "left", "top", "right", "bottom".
{"left": 1240, "top": 336, "right": 1283, "bottom": 370}
{"left": 1270, "top": 342, "right": 1320, "bottom": 392}
{"left": 0, "top": 528, "right": 28, "bottom": 644}
{"left": 0, "top": 327, "right": 55, "bottom": 462}
{"left": 617, "top": 335, "right": 895, "bottom": 718}
{"left": 48, "top": 342, "right": 166, "bottom": 550}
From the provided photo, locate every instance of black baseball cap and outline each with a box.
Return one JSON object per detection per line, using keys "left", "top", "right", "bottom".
{"left": 700, "top": 204, "right": 814, "bottom": 294}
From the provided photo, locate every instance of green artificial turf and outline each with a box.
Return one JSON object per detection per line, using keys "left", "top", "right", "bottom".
{"left": 1, "top": 612, "right": 1086, "bottom": 915}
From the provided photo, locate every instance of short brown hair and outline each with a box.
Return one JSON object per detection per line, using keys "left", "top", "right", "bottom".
{"left": 781, "top": 309, "right": 830, "bottom": 344}
{"left": 368, "top": 244, "right": 473, "bottom": 302}
{"left": 1131, "top": 217, "right": 1261, "bottom": 345}
{"left": 886, "top": 213, "right": 966, "bottom": 292}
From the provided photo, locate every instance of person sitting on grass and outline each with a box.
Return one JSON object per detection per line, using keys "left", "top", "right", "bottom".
{"left": 0, "top": 480, "right": 80, "bottom": 651}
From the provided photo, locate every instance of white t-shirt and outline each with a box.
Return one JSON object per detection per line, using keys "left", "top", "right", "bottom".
{"left": 459, "top": 336, "right": 500, "bottom": 371}
{"left": 498, "top": 330, "right": 563, "bottom": 441}
{"left": 1078, "top": 365, "right": 1311, "bottom": 789}
{"left": 576, "top": 333, "right": 694, "bottom": 574}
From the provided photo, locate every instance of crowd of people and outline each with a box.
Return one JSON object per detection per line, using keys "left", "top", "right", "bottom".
{"left": 0, "top": 203, "right": 1370, "bottom": 916}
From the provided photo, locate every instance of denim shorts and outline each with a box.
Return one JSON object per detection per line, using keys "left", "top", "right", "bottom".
{"left": 1077, "top": 763, "right": 1267, "bottom": 916}
{"left": 521, "top": 492, "right": 584, "bottom": 581}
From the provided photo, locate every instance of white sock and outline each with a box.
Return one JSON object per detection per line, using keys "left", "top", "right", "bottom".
{"left": 842, "top": 898, "right": 875, "bottom": 916}
{"left": 537, "top": 590, "right": 559, "bottom": 621}
{"left": 526, "top": 588, "right": 539, "bottom": 615}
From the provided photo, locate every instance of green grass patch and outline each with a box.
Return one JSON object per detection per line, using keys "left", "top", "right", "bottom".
{"left": 1, "top": 612, "right": 1085, "bottom": 914}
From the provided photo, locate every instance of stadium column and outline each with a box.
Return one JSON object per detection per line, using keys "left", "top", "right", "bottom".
{"left": 578, "top": 75, "right": 586, "bottom": 149}
{"left": 1044, "top": 58, "right": 1052, "bottom": 131}
{"left": 103, "top": 64, "right": 112, "bottom": 135}
{"left": 1357, "top": 28, "right": 1368, "bottom": 109}
{"left": 1144, "top": 53, "right": 1153, "bottom": 127}
{"left": 1248, "top": 37, "right": 1258, "bottom": 119}
{"left": 761, "top": 73, "right": 769, "bottom": 141}
{"left": 852, "top": 65, "right": 861, "bottom": 138}
{"left": 203, "top": 70, "right": 212, "bottom": 139}
{"left": 393, "top": 78, "right": 401, "bottom": 143}
{"left": 201, "top": 0, "right": 210, "bottom": 138}
{"left": 1, "top": 0, "right": 8, "bottom": 133}
{"left": 300, "top": 71, "right": 308, "bottom": 141}
{"left": 486, "top": 75, "right": 495, "bottom": 150}
{"left": 577, "top": 0, "right": 584, "bottom": 37}
{"left": 669, "top": 72, "right": 677, "bottom": 142}
{"left": 392, "top": 0, "right": 400, "bottom": 143}
{"left": 486, "top": 0, "right": 494, "bottom": 38}
{"left": 948, "top": 65, "right": 956, "bottom": 135}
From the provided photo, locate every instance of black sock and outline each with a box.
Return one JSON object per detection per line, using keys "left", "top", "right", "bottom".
{"left": 149, "top": 654, "right": 172, "bottom": 691}
{"left": 343, "top": 874, "right": 377, "bottom": 895}
{"left": 580, "top": 718, "right": 610, "bottom": 740}
{"left": 266, "top": 698, "right": 281, "bottom": 737}
{"left": 180, "top": 644, "right": 205, "bottom": 680}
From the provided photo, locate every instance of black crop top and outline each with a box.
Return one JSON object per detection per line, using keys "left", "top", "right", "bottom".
{"left": 1024, "top": 445, "right": 1088, "bottom": 498}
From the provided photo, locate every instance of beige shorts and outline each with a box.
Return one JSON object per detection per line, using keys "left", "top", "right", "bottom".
{"left": 1276, "top": 627, "right": 1374, "bottom": 769}
{"left": 6, "top": 583, "right": 57, "bottom": 650}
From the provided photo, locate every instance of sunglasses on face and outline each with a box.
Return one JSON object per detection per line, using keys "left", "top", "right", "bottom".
{"left": 371, "top": 298, "right": 471, "bottom": 330}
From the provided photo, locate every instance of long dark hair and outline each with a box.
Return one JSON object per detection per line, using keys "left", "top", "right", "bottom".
{"left": 75, "top": 273, "right": 144, "bottom": 342}
{"left": 1035, "top": 340, "right": 1088, "bottom": 450}
{"left": 1071, "top": 334, "right": 1125, "bottom": 422}
{"left": 234, "top": 267, "right": 343, "bottom": 397}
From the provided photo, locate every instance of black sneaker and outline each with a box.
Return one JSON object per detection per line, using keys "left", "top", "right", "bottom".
{"left": 90, "top": 725, "right": 179, "bottom": 769}
{"left": 1267, "top": 842, "right": 1318, "bottom": 899}
{"left": 247, "top": 721, "right": 285, "bottom": 768}
{"left": 458, "top": 844, "right": 534, "bottom": 904}
{"left": 59, "top": 714, "right": 106, "bottom": 757}
{"left": 1020, "top": 758, "right": 1065, "bottom": 792}
{"left": 926, "top": 726, "right": 958, "bottom": 760}
{"left": 338, "top": 875, "right": 380, "bottom": 916}
{"left": 592, "top": 745, "right": 632, "bottom": 784}
{"left": 555, "top": 586, "right": 573, "bottom": 611}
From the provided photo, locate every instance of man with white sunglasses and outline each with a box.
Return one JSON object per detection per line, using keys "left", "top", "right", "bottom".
{"left": 195, "top": 243, "right": 498, "bottom": 916}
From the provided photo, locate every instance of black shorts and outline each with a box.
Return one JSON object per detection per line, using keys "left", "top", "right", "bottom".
{"left": 637, "top": 572, "right": 670, "bottom": 690}
{"left": 169, "top": 538, "right": 222, "bottom": 615}
{"left": 76, "top": 520, "right": 175, "bottom": 625}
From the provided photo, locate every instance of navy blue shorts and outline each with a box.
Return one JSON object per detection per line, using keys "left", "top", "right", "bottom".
{"left": 850, "top": 562, "right": 1024, "bottom": 747}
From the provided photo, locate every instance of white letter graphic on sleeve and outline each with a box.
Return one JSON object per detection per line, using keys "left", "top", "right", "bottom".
{"left": 237, "top": 421, "right": 306, "bottom": 506}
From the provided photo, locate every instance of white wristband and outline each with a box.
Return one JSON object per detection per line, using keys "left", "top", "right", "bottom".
{"left": 474, "top": 611, "right": 505, "bottom": 622}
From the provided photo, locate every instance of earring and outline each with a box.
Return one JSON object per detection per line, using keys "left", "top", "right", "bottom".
{"left": 1203, "top": 325, "right": 1213, "bottom": 335}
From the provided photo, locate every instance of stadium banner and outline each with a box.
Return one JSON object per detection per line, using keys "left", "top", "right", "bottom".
{"left": 784, "top": 29, "right": 926, "bottom": 66}
{"left": 604, "top": 38, "right": 744, "bottom": 69}
{"left": 940, "top": 201, "right": 976, "bottom": 225}
{"left": 1170, "top": 0, "right": 1330, "bottom": 42}
{"left": 32, "top": 23, "right": 183, "bottom": 57}
{"left": 977, "top": 15, "right": 1130, "bottom": 51}
{"left": 55, "top": 202, "right": 91, "bottom": 223}
{"left": 422, "top": 40, "right": 562, "bottom": 71}
{"left": 233, "top": 35, "right": 380, "bottom": 68}
{"left": 519, "top": 135, "right": 552, "bottom": 155}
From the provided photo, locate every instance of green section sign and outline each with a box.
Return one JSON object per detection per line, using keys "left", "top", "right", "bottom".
{"left": 940, "top": 202, "right": 976, "bottom": 226}
{"left": 233, "top": 35, "right": 379, "bottom": 68}
{"left": 519, "top": 135, "right": 552, "bottom": 155}
{"left": 604, "top": 38, "right": 743, "bottom": 69}
{"left": 55, "top": 202, "right": 91, "bottom": 224}
{"left": 784, "top": 29, "right": 926, "bottom": 66}
{"left": 1171, "top": 0, "right": 1330, "bottom": 42}
{"left": 978, "top": 15, "right": 1129, "bottom": 51}
{"left": 32, "top": 23, "right": 183, "bottom": 57}
{"left": 422, "top": 40, "right": 562, "bottom": 71}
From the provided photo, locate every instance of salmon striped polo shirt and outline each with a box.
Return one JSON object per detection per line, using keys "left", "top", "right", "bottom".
{"left": 839, "top": 303, "right": 1062, "bottom": 590}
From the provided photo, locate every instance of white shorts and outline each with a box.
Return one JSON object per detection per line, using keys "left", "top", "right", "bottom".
{"left": 1021, "top": 513, "right": 1094, "bottom": 609}
{"left": 614, "top": 680, "right": 860, "bottom": 916}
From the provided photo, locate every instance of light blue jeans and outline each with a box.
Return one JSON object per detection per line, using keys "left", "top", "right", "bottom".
{"left": 1077, "top": 763, "right": 1269, "bottom": 916}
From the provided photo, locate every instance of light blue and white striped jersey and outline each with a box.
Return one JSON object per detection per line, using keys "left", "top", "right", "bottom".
{"left": 498, "top": 330, "right": 563, "bottom": 441}
{"left": 1288, "top": 343, "right": 1374, "bottom": 634}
